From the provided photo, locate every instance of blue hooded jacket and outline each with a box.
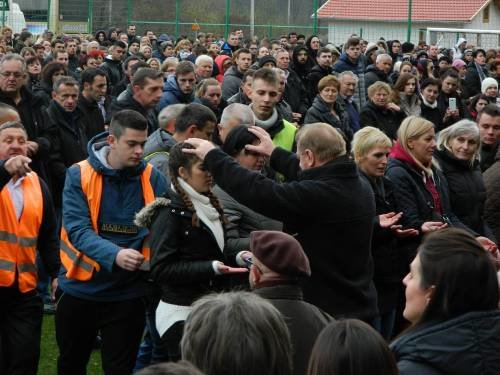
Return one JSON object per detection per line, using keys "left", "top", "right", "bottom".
{"left": 58, "top": 133, "right": 167, "bottom": 301}
{"left": 158, "top": 74, "right": 195, "bottom": 111}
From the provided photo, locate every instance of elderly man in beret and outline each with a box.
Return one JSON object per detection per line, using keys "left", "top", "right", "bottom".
{"left": 249, "top": 230, "right": 333, "bottom": 375}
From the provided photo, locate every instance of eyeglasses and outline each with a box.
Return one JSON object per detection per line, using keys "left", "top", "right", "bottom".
{"left": 0, "top": 72, "right": 24, "bottom": 79}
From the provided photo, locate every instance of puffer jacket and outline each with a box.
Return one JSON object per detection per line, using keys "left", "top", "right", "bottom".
{"left": 221, "top": 66, "right": 243, "bottom": 101}
{"left": 143, "top": 128, "right": 177, "bottom": 179}
{"left": 360, "top": 101, "right": 405, "bottom": 140}
{"left": 158, "top": 74, "right": 195, "bottom": 110}
{"left": 364, "top": 65, "right": 390, "bottom": 94}
{"left": 304, "top": 95, "right": 353, "bottom": 143}
{"left": 391, "top": 310, "right": 500, "bottom": 375}
{"left": 435, "top": 149, "right": 495, "bottom": 240}
{"left": 101, "top": 56, "right": 123, "bottom": 89}
{"left": 483, "top": 147, "right": 500, "bottom": 241}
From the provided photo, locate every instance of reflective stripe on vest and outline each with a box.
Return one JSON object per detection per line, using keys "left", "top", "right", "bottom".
{"left": 60, "top": 160, "right": 155, "bottom": 281}
{"left": 0, "top": 173, "right": 43, "bottom": 292}
{"left": 272, "top": 120, "right": 297, "bottom": 152}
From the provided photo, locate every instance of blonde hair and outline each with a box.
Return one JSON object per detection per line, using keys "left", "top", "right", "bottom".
{"left": 397, "top": 116, "right": 436, "bottom": 174}
{"left": 161, "top": 57, "right": 178, "bottom": 73}
{"left": 351, "top": 126, "right": 392, "bottom": 162}
{"left": 367, "top": 81, "right": 391, "bottom": 99}
{"left": 296, "top": 123, "right": 346, "bottom": 162}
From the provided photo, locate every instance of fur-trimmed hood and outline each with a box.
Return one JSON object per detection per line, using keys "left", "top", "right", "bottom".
{"left": 135, "top": 197, "right": 170, "bottom": 228}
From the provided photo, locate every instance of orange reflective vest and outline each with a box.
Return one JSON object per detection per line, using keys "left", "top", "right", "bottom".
{"left": 0, "top": 172, "right": 43, "bottom": 293}
{"left": 60, "top": 160, "right": 155, "bottom": 281}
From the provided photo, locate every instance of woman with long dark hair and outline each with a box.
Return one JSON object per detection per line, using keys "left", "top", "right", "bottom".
{"left": 143, "top": 142, "right": 247, "bottom": 361}
{"left": 390, "top": 228, "right": 500, "bottom": 374}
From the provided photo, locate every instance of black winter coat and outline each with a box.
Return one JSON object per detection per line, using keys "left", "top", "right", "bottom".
{"left": 110, "top": 89, "right": 158, "bottom": 135}
{"left": 32, "top": 81, "right": 52, "bottom": 111}
{"left": 254, "top": 284, "right": 333, "bottom": 375}
{"left": 149, "top": 193, "right": 230, "bottom": 306}
{"left": 77, "top": 95, "right": 108, "bottom": 140}
{"left": 484, "top": 147, "right": 500, "bottom": 241}
{"left": 463, "top": 63, "right": 488, "bottom": 99}
{"left": 435, "top": 150, "right": 494, "bottom": 240}
{"left": 306, "top": 64, "right": 333, "bottom": 102}
{"left": 391, "top": 310, "right": 500, "bottom": 375}
{"left": 0, "top": 86, "right": 50, "bottom": 184}
{"left": 420, "top": 102, "right": 443, "bottom": 130}
{"left": 304, "top": 95, "right": 353, "bottom": 143}
{"left": 385, "top": 158, "right": 476, "bottom": 239}
{"left": 361, "top": 174, "right": 401, "bottom": 313}
{"left": 360, "top": 101, "right": 405, "bottom": 140}
{"left": 204, "top": 147, "right": 378, "bottom": 320}
{"left": 283, "top": 69, "right": 309, "bottom": 117}
{"left": 364, "top": 65, "right": 390, "bottom": 94}
{"left": 101, "top": 58, "right": 123, "bottom": 89}
{"left": 44, "top": 100, "right": 89, "bottom": 208}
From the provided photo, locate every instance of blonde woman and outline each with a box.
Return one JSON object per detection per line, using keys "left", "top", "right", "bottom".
{"left": 385, "top": 116, "right": 496, "bottom": 258}
{"left": 352, "top": 127, "right": 418, "bottom": 339}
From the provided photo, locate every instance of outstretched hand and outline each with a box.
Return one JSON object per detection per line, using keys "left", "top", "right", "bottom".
{"left": 379, "top": 212, "right": 403, "bottom": 229}
{"left": 183, "top": 138, "right": 216, "bottom": 160}
{"left": 217, "top": 262, "right": 249, "bottom": 274}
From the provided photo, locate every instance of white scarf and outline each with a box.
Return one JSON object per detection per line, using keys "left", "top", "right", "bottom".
{"left": 174, "top": 178, "right": 224, "bottom": 252}
{"left": 420, "top": 94, "right": 438, "bottom": 109}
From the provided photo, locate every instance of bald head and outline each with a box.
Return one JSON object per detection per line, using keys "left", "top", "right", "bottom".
{"left": 296, "top": 123, "right": 346, "bottom": 169}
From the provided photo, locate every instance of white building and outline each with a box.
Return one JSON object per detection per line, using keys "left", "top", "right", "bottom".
{"left": 317, "top": 0, "right": 500, "bottom": 49}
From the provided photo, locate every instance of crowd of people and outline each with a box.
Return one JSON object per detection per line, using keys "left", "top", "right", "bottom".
{"left": 0, "top": 23, "right": 499, "bottom": 375}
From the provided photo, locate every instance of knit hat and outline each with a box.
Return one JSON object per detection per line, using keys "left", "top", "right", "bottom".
{"left": 365, "top": 42, "right": 378, "bottom": 56}
{"left": 451, "top": 59, "right": 466, "bottom": 69}
{"left": 258, "top": 55, "right": 276, "bottom": 68}
{"left": 481, "top": 77, "right": 498, "bottom": 94}
{"left": 250, "top": 231, "right": 311, "bottom": 277}
{"left": 417, "top": 50, "right": 429, "bottom": 59}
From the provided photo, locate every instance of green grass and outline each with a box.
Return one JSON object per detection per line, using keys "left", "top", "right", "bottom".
{"left": 39, "top": 315, "right": 102, "bottom": 375}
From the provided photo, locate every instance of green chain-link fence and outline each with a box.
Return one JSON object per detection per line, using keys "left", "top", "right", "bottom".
{"left": 4, "top": 0, "right": 331, "bottom": 40}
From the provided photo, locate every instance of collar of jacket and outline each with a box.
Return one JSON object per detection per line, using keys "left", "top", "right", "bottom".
{"left": 298, "top": 155, "right": 358, "bottom": 181}
{"left": 253, "top": 283, "right": 304, "bottom": 301}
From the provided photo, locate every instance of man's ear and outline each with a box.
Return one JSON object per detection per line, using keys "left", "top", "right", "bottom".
{"left": 51, "top": 91, "right": 57, "bottom": 99}
{"left": 186, "top": 124, "right": 198, "bottom": 137}
{"left": 304, "top": 149, "right": 315, "bottom": 168}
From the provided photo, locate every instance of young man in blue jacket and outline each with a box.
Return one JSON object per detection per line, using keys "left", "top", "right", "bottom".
{"left": 55, "top": 109, "right": 167, "bottom": 375}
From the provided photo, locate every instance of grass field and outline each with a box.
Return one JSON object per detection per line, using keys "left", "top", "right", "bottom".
{"left": 39, "top": 315, "right": 102, "bottom": 375}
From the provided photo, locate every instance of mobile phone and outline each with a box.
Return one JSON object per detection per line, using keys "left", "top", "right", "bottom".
{"left": 448, "top": 97, "right": 457, "bottom": 111}
{"left": 496, "top": 97, "right": 500, "bottom": 106}
{"left": 244, "top": 257, "right": 253, "bottom": 268}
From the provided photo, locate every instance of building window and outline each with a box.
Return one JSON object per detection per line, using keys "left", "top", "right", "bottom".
{"left": 483, "top": 4, "right": 490, "bottom": 23}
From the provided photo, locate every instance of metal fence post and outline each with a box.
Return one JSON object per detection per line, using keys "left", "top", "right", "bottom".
{"left": 1, "top": 0, "right": 5, "bottom": 27}
{"left": 88, "top": 0, "right": 93, "bottom": 34}
{"left": 47, "top": 0, "right": 51, "bottom": 31}
{"left": 407, "top": 0, "right": 412, "bottom": 42}
{"left": 224, "top": 0, "right": 229, "bottom": 39}
{"left": 175, "top": 0, "right": 180, "bottom": 38}
{"left": 313, "top": 0, "right": 318, "bottom": 35}
{"left": 127, "top": 0, "right": 132, "bottom": 26}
